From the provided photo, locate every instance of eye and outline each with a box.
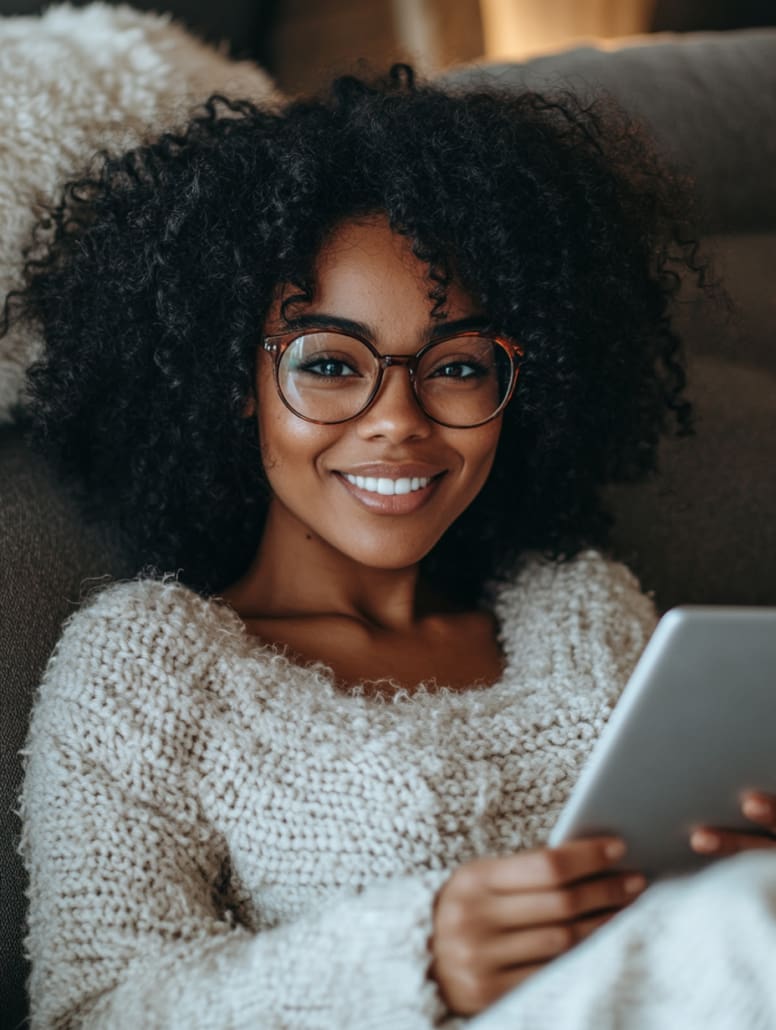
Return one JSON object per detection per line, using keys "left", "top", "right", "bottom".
{"left": 299, "top": 356, "right": 359, "bottom": 378}
{"left": 428, "top": 359, "right": 487, "bottom": 380}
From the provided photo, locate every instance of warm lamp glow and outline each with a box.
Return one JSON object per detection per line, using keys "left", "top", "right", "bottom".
{"left": 479, "top": 0, "right": 658, "bottom": 60}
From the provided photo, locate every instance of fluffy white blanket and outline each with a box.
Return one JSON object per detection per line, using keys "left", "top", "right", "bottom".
{"left": 0, "top": 2, "right": 277, "bottom": 423}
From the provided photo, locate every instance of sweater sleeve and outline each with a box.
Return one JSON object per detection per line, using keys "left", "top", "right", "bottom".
{"left": 17, "top": 586, "right": 450, "bottom": 1030}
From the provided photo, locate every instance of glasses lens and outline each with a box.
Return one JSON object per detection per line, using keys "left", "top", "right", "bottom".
{"left": 416, "top": 335, "right": 513, "bottom": 427}
{"left": 278, "top": 333, "right": 378, "bottom": 422}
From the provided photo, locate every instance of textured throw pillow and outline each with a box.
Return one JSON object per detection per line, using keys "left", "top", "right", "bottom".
{"left": 0, "top": 2, "right": 278, "bottom": 423}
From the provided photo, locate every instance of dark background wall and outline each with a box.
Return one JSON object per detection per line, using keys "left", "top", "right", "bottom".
{"left": 652, "top": 0, "right": 775, "bottom": 31}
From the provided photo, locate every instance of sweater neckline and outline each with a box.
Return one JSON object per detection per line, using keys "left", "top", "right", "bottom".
{"left": 209, "top": 577, "right": 519, "bottom": 705}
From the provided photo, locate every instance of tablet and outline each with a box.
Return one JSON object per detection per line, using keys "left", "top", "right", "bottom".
{"left": 548, "top": 606, "right": 776, "bottom": 878}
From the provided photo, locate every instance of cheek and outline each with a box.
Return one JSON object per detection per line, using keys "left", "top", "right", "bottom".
{"left": 259, "top": 405, "right": 315, "bottom": 477}
{"left": 461, "top": 421, "right": 502, "bottom": 492}
{"left": 256, "top": 360, "right": 292, "bottom": 471}
{"left": 256, "top": 370, "right": 338, "bottom": 485}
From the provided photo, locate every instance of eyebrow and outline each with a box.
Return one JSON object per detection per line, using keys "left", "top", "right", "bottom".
{"left": 277, "top": 312, "right": 493, "bottom": 342}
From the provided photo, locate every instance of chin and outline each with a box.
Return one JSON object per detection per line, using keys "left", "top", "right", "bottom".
{"left": 349, "top": 550, "right": 430, "bottom": 572}
{"left": 340, "top": 536, "right": 440, "bottom": 572}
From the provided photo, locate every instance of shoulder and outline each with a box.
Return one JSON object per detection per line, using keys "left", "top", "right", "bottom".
{"left": 26, "top": 576, "right": 259, "bottom": 778}
{"left": 39, "top": 575, "right": 248, "bottom": 705}
{"left": 497, "top": 547, "right": 655, "bottom": 617}
{"left": 493, "top": 548, "right": 659, "bottom": 668}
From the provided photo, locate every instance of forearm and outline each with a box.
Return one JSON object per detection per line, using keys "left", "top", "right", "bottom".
{"left": 69, "top": 873, "right": 448, "bottom": 1030}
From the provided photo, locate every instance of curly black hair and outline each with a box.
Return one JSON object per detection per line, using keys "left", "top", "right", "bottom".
{"left": 6, "top": 64, "right": 709, "bottom": 602}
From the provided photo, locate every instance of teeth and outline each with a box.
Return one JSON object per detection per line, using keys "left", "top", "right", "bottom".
{"left": 343, "top": 474, "right": 433, "bottom": 495}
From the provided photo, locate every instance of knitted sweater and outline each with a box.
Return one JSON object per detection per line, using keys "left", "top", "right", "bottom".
{"left": 18, "top": 548, "right": 771, "bottom": 1029}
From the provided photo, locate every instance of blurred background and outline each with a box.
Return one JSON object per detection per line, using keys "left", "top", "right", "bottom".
{"left": 1, "top": 0, "right": 774, "bottom": 94}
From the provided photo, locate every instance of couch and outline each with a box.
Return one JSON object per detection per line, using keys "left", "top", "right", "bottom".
{"left": 1, "top": 13, "right": 775, "bottom": 1025}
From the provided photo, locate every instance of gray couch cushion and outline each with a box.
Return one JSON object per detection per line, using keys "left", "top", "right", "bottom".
{"left": 0, "top": 426, "right": 130, "bottom": 1026}
{"left": 674, "top": 233, "right": 776, "bottom": 375}
{"left": 607, "top": 353, "right": 776, "bottom": 610}
{"left": 440, "top": 29, "right": 776, "bottom": 235}
{"left": 607, "top": 232, "right": 776, "bottom": 606}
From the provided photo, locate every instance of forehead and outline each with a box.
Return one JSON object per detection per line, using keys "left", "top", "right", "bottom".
{"left": 270, "top": 216, "right": 480, "bottom": 330}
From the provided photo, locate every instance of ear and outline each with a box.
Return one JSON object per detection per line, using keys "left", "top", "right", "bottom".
{"left": 243, "top": 395, "right": 257, "bottom": 417}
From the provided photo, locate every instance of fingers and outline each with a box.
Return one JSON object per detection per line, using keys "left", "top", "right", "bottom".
{"left": 431, "top": 839, "right": 643, "bottom": 1019}
{"left": 479, "top": 911, "right": 617, "bottom": 967}
{"left": 690, "top": 828, "right": 776, "bottom": 856}
{"left": 477, "top": 836, "right": 627, "bottom": 895}
{"left": 481, "top": 870, "right": 646, "bottom": 929}
{"left": 690, "top": 792, "right": 776, "bottom": 856}
{"left": 741, "top": 791, "right": 776, "bottom": 833}
{"left": 442, "top": 912, "right": 620, "bottom": 1014}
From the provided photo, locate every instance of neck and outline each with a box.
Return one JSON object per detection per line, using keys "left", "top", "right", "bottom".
{"left": 221, "top": 498, "right": 443, "bottom": 631}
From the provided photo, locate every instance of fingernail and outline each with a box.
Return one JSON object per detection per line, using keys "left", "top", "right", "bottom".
{"left": 625, "top": 875, "right": 647, "bottom": 895}
{"left": 743, "top": 798, "right": 770, "bottom": 819}
{"left": 605, "top": 839, "right": 626, "bottom": 860}
{"left": 691, "top": 830, "right": 719, "bottom": 852}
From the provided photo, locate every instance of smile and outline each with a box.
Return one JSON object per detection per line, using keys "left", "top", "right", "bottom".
{"left": 334, "top": 470, "right": 444, "bottom": 515}
{"left": 342, "top": 474, "right": 432, "bottom": 496}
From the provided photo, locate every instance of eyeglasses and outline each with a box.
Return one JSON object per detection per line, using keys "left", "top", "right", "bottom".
{"left": 262, "top": 328, "right": 524, "bottom": 429}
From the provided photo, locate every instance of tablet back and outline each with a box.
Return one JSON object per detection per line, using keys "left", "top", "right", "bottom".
{"left": 548, "top": 606, "right": 776, "bottom": 878}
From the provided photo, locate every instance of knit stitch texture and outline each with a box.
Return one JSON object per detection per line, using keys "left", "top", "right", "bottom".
{"left": 18, "top": 549, "right": 735, "bottom": 1028}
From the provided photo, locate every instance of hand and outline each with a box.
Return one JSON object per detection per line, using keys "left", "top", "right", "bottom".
{"left": 690, "top": 791, "right": 776, "bottom": 857}
{"left": 430, "top": 837, "right": 647, "bottom": 1017}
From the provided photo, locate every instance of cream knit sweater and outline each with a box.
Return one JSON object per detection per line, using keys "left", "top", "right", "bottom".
{"left": 17, "top": 549, "right": 776, "bottom": 1029}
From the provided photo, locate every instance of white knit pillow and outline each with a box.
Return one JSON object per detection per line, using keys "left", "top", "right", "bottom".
{"left": 0, "top": 2, "right": 278, "bottom": 424}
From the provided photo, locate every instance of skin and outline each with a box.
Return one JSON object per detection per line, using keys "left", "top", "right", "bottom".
{"left": 222, "top": 213, "right": 776, "bottom": 1016}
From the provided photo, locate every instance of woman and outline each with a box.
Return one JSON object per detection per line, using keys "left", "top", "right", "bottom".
{"left": 12, "top": 66, "right": 776, "bottom": 1028}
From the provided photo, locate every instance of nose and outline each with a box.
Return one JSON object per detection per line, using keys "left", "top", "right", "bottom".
{"left": 355, "top": 364, "right": 432, "bottom": 442}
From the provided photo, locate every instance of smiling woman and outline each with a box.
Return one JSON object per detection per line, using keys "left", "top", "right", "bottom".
{"left": 10, "top": 64, "right": 776, "bottom": 1030}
